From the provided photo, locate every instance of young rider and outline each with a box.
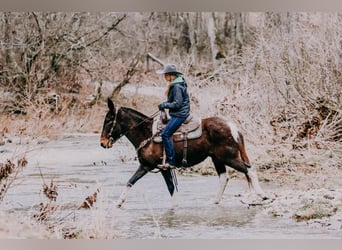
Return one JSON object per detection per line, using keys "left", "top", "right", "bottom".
{"left": 157, "top": 64, "right": 190, "bottom": 169}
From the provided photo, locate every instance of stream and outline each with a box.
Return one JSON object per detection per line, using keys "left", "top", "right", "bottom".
{"left": 1, "top": 134, "right": 341, "bottom": 239}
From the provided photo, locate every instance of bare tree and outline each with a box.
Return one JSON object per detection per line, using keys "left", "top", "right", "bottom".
{"left": 0, "top": 12, "right": 127, "bottom": 113}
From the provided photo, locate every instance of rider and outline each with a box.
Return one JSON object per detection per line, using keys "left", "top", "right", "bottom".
{"left": 157, "top": 64, "right": 190, "bottom": 169}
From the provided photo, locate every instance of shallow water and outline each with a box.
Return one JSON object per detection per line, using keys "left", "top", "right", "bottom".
{"left": 1, "top": 134, "right": 341, "bottom": 239}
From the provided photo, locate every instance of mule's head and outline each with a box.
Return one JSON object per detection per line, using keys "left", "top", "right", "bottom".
{"left": 100, "top": 98, "right": 122, "bottom": 148}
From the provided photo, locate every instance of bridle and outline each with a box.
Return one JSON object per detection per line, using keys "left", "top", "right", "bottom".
{"left": 108, "top": 107, "right": 121, "bottom": 144}
{"left": 107, "top": 107, "right": 160, "bottom": 146}
{"left": 106, "top": 107, "right": 173, "bottom": 174}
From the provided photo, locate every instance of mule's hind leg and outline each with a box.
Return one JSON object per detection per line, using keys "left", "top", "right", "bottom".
{"left": 212, "top": 157, "right": 229, "bottom": 204}
{"left": 245, "top": 166, "right": 267, "bottom": 199}
{"left": 226, "top": 158, "right": 266, "bottom": 199}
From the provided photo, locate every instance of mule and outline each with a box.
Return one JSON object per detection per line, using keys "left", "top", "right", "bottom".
{"left": 100, "top": 98, "right": 267, "bottom": 208}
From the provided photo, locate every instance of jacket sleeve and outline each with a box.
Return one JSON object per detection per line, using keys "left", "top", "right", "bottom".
{"left": 163, "top": 85, "right": 183, "bottom": 110}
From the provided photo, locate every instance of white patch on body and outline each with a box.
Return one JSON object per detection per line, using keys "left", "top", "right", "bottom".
{"left": 227, "top": 122, "right": 239, "bottom": 142}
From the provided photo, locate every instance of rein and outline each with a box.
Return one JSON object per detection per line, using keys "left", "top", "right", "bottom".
{"left": 108, "top": 107, "right": 171, "bottom": 175}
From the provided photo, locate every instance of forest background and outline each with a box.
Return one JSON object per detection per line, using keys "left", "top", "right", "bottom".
{"left": 1, "top": 12, "right": 340, "bottom": 152}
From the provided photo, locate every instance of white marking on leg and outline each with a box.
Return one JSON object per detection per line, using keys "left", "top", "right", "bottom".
{"left": 171, "top": 191, "right": 178, "bottom": 208}
{"left": 117, "top": 185, "right": 131, "bottom": 208}
{"left": 214, "top": 172, "right": 229, "bottom": 204}
{"left": 227, "top": 122, "right": 239, "bottom": 142}
{"left": 247, "top": 167, "right": 266, "bottom": 198}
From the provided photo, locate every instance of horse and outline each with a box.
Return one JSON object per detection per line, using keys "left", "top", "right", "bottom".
{"left": 100, "top": 98, "right": 267, "bottom": 208}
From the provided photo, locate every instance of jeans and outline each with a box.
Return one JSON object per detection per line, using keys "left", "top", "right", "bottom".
{"left": 161, "top": 116, "right": 186, "bottom": 166}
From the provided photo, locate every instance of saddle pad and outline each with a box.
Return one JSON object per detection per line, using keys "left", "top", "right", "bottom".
{"left": 152, "top": 117, "right": 202, "bottom": 143}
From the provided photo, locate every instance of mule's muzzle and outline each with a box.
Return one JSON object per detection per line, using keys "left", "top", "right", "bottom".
{"left": 100, "top": 136, "right": 113, "bottom": 149}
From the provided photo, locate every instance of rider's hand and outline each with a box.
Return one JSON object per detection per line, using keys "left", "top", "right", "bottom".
{"left": 158, "top": 103, "right": 166, "bottom": 110}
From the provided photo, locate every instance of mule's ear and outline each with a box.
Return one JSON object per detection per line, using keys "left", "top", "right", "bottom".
{"left": 107, "top": 98, "right": 115, "bottom": 111}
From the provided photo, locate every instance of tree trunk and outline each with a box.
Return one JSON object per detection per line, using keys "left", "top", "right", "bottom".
{"left": 205, "top": 12, "right": 219, "bottom": 67}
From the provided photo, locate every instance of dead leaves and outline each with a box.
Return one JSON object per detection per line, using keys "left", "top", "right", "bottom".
{"left": 81, "top": 190, "right": 99, "bottom": 209}
{"left": 43, "top": 180, "right": 58, "bottom": 202}
{"left": 0, "top": 156, "right": 27, "bottom": 202}
{"left": 0, "top": 160, "right": 15, "bottom": 182}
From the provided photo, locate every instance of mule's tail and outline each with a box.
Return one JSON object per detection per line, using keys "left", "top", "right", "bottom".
{"left": 237, "top": 132, "right": 252, "bottom": 188}
{"left": 237, "top": 132, "right": 250, "bottom": 164}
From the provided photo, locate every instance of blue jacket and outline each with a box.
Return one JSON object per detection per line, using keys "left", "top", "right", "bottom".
{"left": 162, "top": 76, "right": 190, "bottom": 118}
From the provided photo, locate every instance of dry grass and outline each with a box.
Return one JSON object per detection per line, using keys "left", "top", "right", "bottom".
{"left": 0, "top": 156, "right": 28, "bottom": 202}
{"left": 0, "top": 210, "right": 56, "bottom": 239}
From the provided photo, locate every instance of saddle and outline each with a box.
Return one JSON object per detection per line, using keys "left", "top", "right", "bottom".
{"left": 152, "top": 114, "right": 202, "bottom": 143}
{"left": 152, "top": 113, "right": 202, "bottom": 168}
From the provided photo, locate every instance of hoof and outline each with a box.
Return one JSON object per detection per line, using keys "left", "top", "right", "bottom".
{"left": 116, "top": 199, "right": 125, "bottom": 208}
{"left": 213, "top": 199, "right": 220, "bottom": 205}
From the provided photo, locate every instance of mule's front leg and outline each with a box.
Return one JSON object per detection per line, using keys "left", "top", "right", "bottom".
{"left": 117, "top": 184, "right": 132, "bottom": 208}
{"left": 117, "top": 164, "right": 148, "bottom": 208}
{"left": 160, "top": 169, "right": 177, "bottom": 207}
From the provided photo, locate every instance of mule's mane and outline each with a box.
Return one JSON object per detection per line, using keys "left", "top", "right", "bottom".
{"left": 121, "top": 107, "right": 151, "bottom": 121}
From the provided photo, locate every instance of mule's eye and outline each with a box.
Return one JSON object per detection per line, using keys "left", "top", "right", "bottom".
{"left": 105, "top": 114, "right": 113, "bottom": 122}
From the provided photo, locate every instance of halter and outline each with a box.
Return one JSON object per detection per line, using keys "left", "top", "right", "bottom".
{"left": 108, "top": 107, "right": 121, "bottom": 143}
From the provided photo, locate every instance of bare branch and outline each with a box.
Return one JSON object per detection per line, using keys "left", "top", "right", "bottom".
{"left": 111, "top": 54, "right": 142, "bottom": 99}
